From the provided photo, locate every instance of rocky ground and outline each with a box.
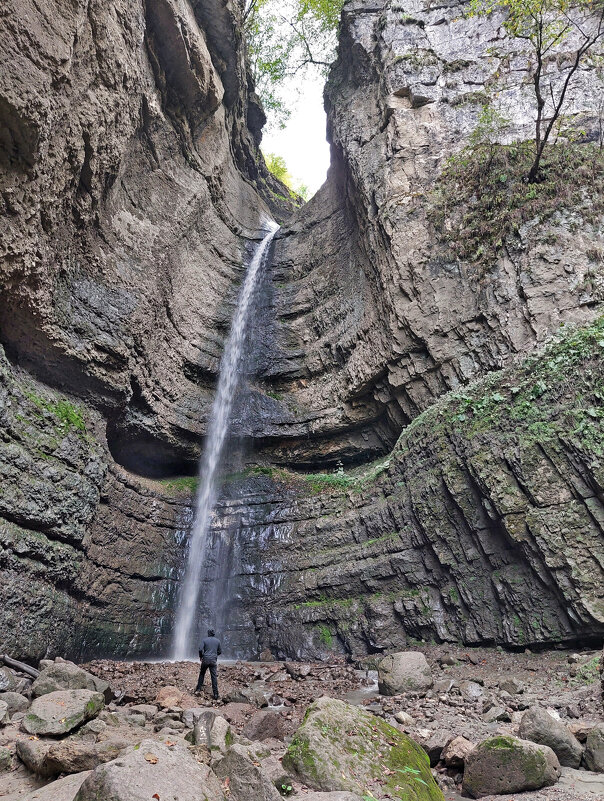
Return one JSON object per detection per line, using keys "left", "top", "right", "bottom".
{"left": 0, "top": 645, "right": 602, "bottom": 800}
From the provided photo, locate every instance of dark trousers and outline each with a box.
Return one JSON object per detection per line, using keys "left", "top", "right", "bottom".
{"left": 196, "top": 661, "right": 219, "bottom": 697}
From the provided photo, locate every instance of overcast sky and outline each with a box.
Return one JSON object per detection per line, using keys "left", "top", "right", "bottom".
{"left": 262, "top": 76, "right": 331, "bottom": 199}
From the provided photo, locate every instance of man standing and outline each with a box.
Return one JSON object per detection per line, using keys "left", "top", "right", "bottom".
{"left": 195, "top": 628, "right": 222, "bottom": 700}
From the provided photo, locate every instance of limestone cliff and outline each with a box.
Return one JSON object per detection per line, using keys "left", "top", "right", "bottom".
{"left": 0, "top": 0, "right": 603, "bottom": 662}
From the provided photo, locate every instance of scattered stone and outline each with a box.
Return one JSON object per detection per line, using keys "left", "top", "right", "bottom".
{"left": 420, "top": 729, "right": 455, "bottom": 767}
{"left": 242, "top": 709, "right": 288, "bottom": 741}
{"left": 377, "top": 652, "right": 433, "bottom": 696}
{"left": 463, "top": 735, "right": 560, "bottom": 798}
{"left": 214, "top": 744, "right": 281, "bottom": 801}
{"left": 267, "top": 671, "right": 288, "bottom": 683}
{"left": 0, "top": 691, "right": 29, "bottom": 714}
{"left": 483, "top": 705, "right": 511, "bottom": 723}
{"left": 569, "top": 721, "right": 598, "bottom": 742}
{"left": 282, "top": 696, "right": 442, "bottom": 799}
{"left": 394, "top": 710, "right": 414, "bottom": 725}
{"left": 31, "top": 661, "right": 110, "bottom": 701}
{"left": 441, "top": 736, "right": 475, "bottom": 768}
{"left": 433, "top": 679, "right": 454, "bottom": 693}
{"left": 285, "top": 662, "right": 312, "bottom": 679}
{"left": 568, "top": 654, "right": 581, "bottom": 664}
{"left": 74, "top": 739, "right": 224, "bottom": 801}
{"left": 519, "top": 706, "right": 583, "bottom": 768}
{"left": 303, "top": 794, "right": 364, "bottom": 801}
{"left": 155, "top": 685, "right": 183, "bottom": 708}
{"left": 438, "top": 654, "right": 456, "bottom": 666}
{"left": 500, "top": 677, "right": 524, "bottom": 694}
{"left": 584, "top": 723, "right": 604, "bottom": 773}
{"left": 259, "top": 649, "right": 275, "bottom": 662}
{"left": 459, "top": 681, "right": 483, "bottom": 702}
{"left": 21, "top": 690, "right": 105, "bottom": 736}
{"left": 128, "top": 703, "right": 157, "bottom": 720}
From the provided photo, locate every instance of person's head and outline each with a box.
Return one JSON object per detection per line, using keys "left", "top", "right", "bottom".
{"left": 207, "top": 628, "right": 215, "bottom": 637}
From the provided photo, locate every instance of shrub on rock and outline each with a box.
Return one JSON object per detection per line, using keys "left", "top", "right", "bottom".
{"left": 519, "top": 706, "right": 583, "bottom": 768}
{"left": 463, "top": 735, "right": 560, "bottom": 798}
{"left": 282, "top": 696, "right": 443, "bottom": 800}
{"left": 378, "top": 652, "right": 433, "bottom": 695}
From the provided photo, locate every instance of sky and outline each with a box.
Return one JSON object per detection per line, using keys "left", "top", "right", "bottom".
{"left": 261, "top": 76, "right": 331, "bottom": 199}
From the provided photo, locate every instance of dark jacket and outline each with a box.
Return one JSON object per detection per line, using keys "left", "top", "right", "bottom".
{"left": 199, "top": 636, "right": 222, "bottom": 664}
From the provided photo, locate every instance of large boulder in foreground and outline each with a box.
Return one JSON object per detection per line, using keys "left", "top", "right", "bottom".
{"left": 463, "top": 735, "right": 560, "bottom": 798}
{"left": 75, "top": 740, "right": 225, "bottom": 801}
{"left": 22, "top": 690, "right": 105, "bottom": 736}
{"left": 282, "top": 697, "right": 443, "bottom": 800}
{"left": 584, "top": 724, "right": 604, "bottom": 773}
{"left": 378, "top": 652, "right": 433, "bottom": 696}
{"left": 20, "top": 771, "right": 91, "bottom": 801}
{"left": 214, "top": 744, "right": 281, "bottom": 801}
{"left": 31, "top": 661, "right": 110, "bottom": 701}
{"left": 519, "top": 706, "right": 583, "bottom": 768}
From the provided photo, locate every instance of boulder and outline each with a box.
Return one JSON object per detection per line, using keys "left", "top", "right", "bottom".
{"left": 16, "top": 738, "right": 54, "bottom": 775}
{"left": 21, "top": 690, "right": 105, "bottom": 736}
{"left": 378, "top": 652, "right": 433, "bottom": 695}
{"left": 242, "top": 710, "right": 289, "bottom": 741}
{"left": 441, "top": 736, "right": 475, "bottom": 768}
{"left": 0, "top": 666, "right": 20, "bottom": 692}
{"left": 0, "top": 700, "right": 9, "bottom": 725}
{"left": 31, "top": 661, "right": 110, "bottom": 701}
{"left": 0, "top": 691, "right": 30, "bottom": 714}
{"left": 463, "top": 735, "right": 560, "bottom": 798}
{"left": 500, "top": 677, "right": 525, "bottom": 694}
{"left": 214, "top": 744, "right": 281, "bottom": 801}
{"left": 483, "top": 705, "right": 511, "bottom": 723}
{"left": 192, "top": 711, "right": 232, "bottom": 754}
{"left": 74, "top": 739, "right": 225, "bottom": 801}
{"left": 459, "top": 681, "right": 483, "bottom": 702}
{"left": 44, "top": 739, "right": 126, "bottom": 775}
{"left": 394, "top": 710, "right": 414, "bottom": 725}
{"left": 155, "top": 685, "right": 184, "bottom": 708}
{"left": 519, "top": 706, "right": 583, "bottom": 768}
{"left": 128, "top": 704, "right": 157, "bottom": 720}
{"left": 420, "top": 730, "right": 455, "bottom": 767}
{"left": 282, "top": 696, "right": 443, "bottom": 800}
{"left": 21, "top": 771, "right": 92, "bottom": 801}
{"left": 584, "top": 723, "right": 604, "bottom": 773}
{"left": 0, "top": 745, "right": 11, "bottom": 772}
{"left": 285, "top": 662, "right": 312, "bottom": 679}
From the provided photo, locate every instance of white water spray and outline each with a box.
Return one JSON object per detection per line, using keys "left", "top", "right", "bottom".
{"left": 172, "top": 222, "right": 279, "bottom": 659}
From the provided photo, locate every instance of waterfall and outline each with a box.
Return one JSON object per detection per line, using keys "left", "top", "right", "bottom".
{"left": 172, "top": 221, "right": 279, "bottom": 660}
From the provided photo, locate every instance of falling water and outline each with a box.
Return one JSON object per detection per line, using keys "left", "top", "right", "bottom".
{"left": 172, "top": 221, "right": 279, "bottom": 659}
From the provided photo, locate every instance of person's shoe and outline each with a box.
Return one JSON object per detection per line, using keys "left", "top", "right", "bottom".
{"left": 213, "top": 694, "right": 220, "bottom": 701}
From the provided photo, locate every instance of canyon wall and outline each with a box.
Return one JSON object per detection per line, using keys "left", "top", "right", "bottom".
{"left": 1, "top": 0, "right": 603, "bottom": 661}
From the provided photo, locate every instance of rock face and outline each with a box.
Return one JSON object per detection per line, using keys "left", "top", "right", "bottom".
{"left": 463, "top": 735, "right": 561, "bottom": 798}
{"left": 282, "top": 696, "right": 443, "bottom": 800}
{"left": 378, "top": 652, "right": 433, "bottom": 695}
{"left": 0, "top": 0, "right": 603, "bottom": 663}
{"left": 21, "top": 690, "right": 104, "bottom": 736}
{"left": 518, "top": 706, "right": 583, "bottom": 768}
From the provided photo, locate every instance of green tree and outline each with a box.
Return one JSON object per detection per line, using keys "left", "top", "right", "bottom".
{"left": 470, "top": 0, "right": 604, "bottom": 181}
{"left": 245, "top": 0, "right": 344, "bottom": 128}
{"left": 263, "top": 151, "right": 310, "bottom": 199}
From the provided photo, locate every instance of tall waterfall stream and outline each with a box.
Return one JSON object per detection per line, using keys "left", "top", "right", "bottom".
{"left": 172, "top": 222, "right": 279, "bottom": 659}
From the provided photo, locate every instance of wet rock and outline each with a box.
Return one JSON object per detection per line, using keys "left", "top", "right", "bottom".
{"left": 378, "top": 652, "right": 433, "bottom": 696}
{"left": 441, "top": 736, "right": 475, "bottom": 768}
{"left": 584, "top": 723, "right": 604, "bottom": 772}
{"left": 0, "top": 691, "right": 29, "bottom": 714}
{"left": 74, "top": 739, "right": 224, "bottom": 801}
{"left": 23, "top": 771, "right": 92, "bottom": 801}
{"left": 242, "top": 709, "right": 289, "bottom": 741}
{"left": 22, "top": 690, "right": 105, "bottom": 736}
{"left": 32, "top": 661, "right": 110, "bottom": 701}
{"left": 519, "top": 706, "right": 583, "bottom": 768}
{"left": 155, "top": 685, "right": 184, "bottom": 708}
{"left": 463, "top": 735, "right": 560, "bottom": 798}
{"left": 282, "top": 696, "right": 442, "bottom": 799}
{"left": 214, "top": 744, "right": 281, "bottom": 801}
{"left": 0, "top": 745, "right": 11, "bottom": 772}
